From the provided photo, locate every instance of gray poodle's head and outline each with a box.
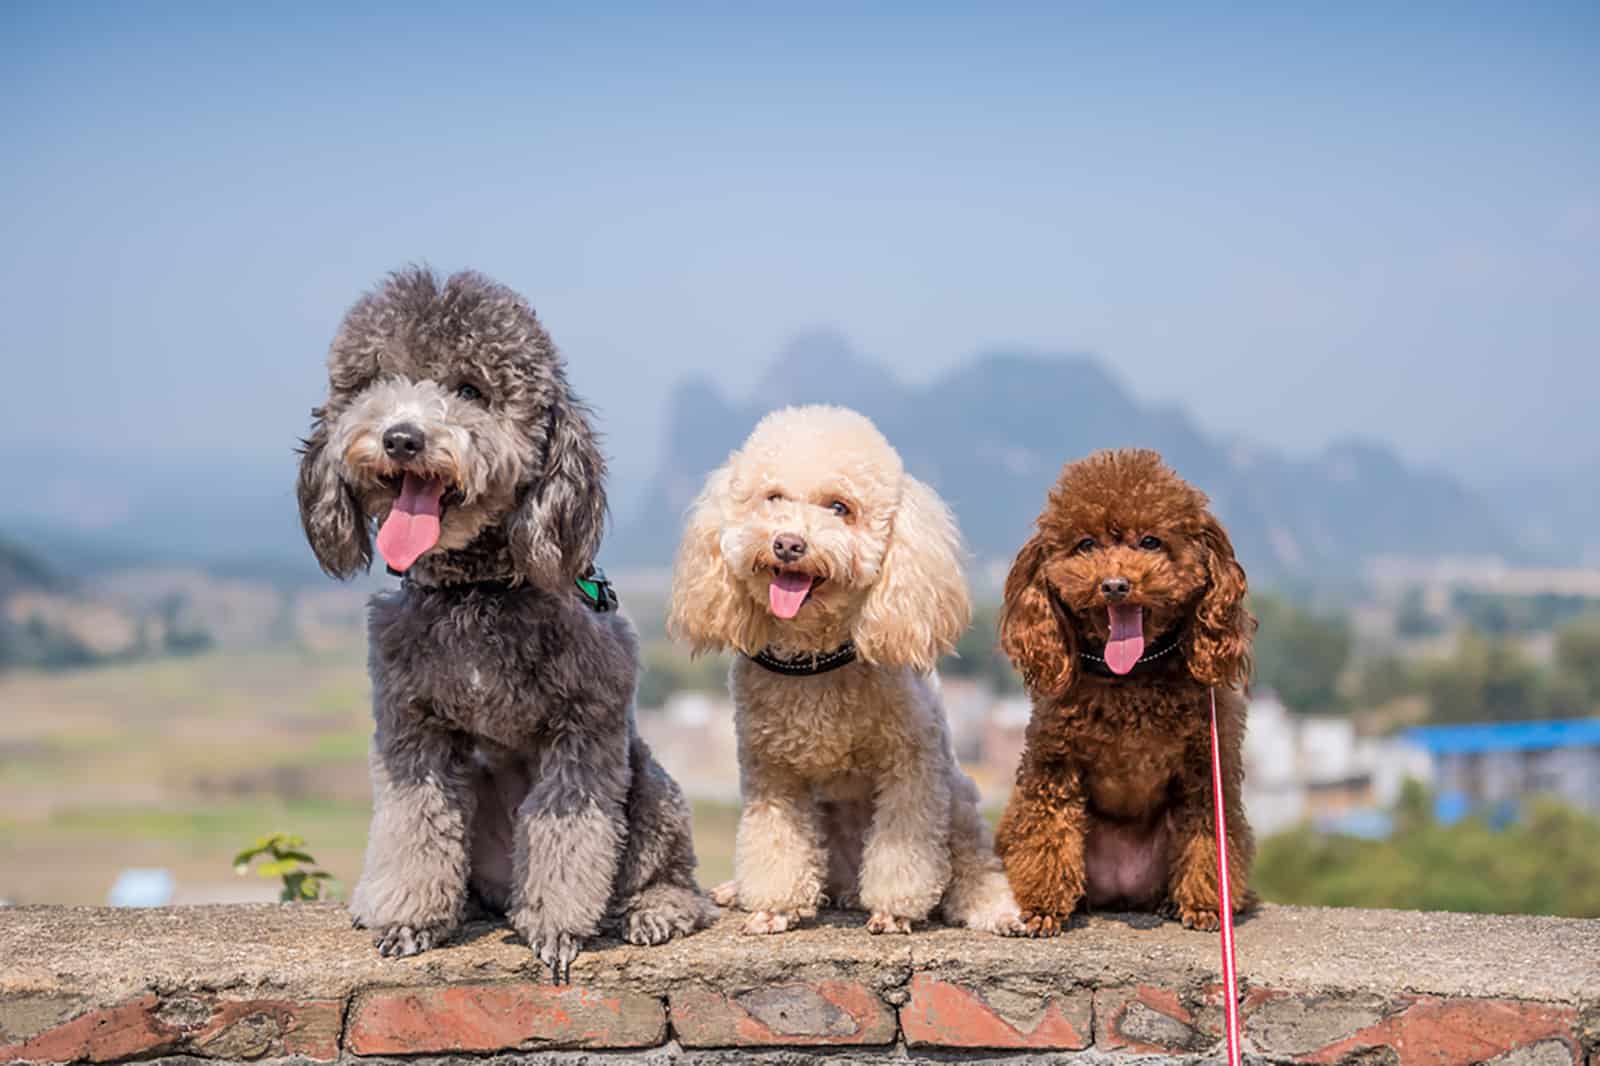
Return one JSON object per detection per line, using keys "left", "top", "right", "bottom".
{"left": 297, "top": 266, "right": 606, "bottom": 588}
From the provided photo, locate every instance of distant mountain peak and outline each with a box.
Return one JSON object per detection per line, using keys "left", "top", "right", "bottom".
{"left": 750, "top": 328, "right": 899, "bottom": 409}
{"left": 613, "top": 336, "right": 1520, "bottom": 580}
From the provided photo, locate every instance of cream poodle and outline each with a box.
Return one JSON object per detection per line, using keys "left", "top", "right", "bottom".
{"left": 668, "top": 405, "right": 1023, "bottom": 936}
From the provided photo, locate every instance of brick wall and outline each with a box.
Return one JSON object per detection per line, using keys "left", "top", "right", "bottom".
{"left": 2, "top": 904, "right": 1596, "bottom": 1064}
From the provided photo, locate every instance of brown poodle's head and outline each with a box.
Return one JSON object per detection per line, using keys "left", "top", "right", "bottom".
{"left": 1000, "top": 449, "right": 1253, "bottom": 697}
{"left": 667, "top": 405, "right": 970, "bottom": 672}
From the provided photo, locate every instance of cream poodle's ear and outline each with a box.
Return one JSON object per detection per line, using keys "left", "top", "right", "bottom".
{"left": 1185, "top": 510, "right": 1255, "bottom": 690}
{"left": 296, "top": 407, "right": 372, "bottom": 579}
{"left": 854, "top": 475, "right": 972, "bottom": 673}
{"left": 667, "top": 465, "right": 768, "bottom": 656}
{"left": 999, "top": 534, "right": 1077, "bottom": 698}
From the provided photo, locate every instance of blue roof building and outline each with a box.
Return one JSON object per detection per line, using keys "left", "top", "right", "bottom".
{"left": 1403, "top": 719, "right": 1600, "bottom": 823}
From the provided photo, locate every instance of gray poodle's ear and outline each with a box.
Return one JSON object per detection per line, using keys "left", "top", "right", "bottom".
{"left": 509, "top": 396, "right": 608, "bottom": 587}
{"left": 296, "top": 408, "right": 372, "bottom": 579}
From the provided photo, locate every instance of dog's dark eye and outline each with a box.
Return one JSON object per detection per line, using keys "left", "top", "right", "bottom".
{"left": 829, "top": 500, "right": 850, "bottom": 518}
{"left": 456, "top": 383, "right": 483, "bottom": 402}
{"left": 767, "top": 492, "right": 784, "bottom": 503}
{"left": 1138, "top": 535, "right": 1163, "bottom": 551}
{"left": 1074, "top": 537, "right": 1098, "bottom": 554}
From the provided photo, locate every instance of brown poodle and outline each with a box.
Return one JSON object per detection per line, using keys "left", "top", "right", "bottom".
{"left": 994, "top": 449, "right": 1257, "bottom": 936}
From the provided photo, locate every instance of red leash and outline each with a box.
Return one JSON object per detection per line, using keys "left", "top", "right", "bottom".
{"left": 1210, "top": 687, "right": 1242, "bottom": 1066}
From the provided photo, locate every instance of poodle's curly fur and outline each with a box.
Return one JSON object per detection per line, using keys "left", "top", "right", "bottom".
{"left": 668, "top": 406, "right": 1022, "bottom": 936}
{"left": 994, "top": 449, "right": 1257, "bottom": 937}
{"left": 297, "top": 267, "right": 713, "bottom": 979}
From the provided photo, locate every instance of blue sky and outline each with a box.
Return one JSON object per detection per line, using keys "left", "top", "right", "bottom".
{"left": 2, "top": 3, "right": 1596, "bottom": 506}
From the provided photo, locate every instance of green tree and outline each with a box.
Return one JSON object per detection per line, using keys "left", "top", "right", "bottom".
{"left": 944, "top": 604, "right": 1023, "bottom": 694}
{"left": 1256, "top": 792, "right": 1600, "bottom": 917}
{"left": 1250, "top": 594, "right": 1352, "bottom": 713}
{"left": 1420, "top": 629, "right": 1549, "bottom": 723}
{"left": 1553, "top": 615, "right": 1600, "bottom": 709}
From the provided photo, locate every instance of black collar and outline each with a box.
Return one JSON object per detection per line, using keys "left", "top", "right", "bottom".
{"left": 749, "top": 641, "right": 858, "bottom": 677}
{"left": 1078, "top": 628, "right": 1185, "bottom": 679}
{"left": 387, "top": 565, "right": 619, "bottom": 613}
{"left": 389, "top": 565, "right": 519, "bottom": 594}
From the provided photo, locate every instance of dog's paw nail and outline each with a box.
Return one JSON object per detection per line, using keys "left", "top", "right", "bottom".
{"left": 865, "top": 912, "right": 912, "bottom": 935}
{"left": 1021, "top": 912, "right": 1065, "bottom": 938}
{"left": 708, "top": 880, "right": 740, "bottom": 908}
{"left": 742, "top": 910, "right": 795, "bottom": 935}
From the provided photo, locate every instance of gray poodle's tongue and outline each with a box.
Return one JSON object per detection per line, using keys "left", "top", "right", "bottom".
{"left": 1105, "top": 604, "right": 1145, "bottom": 675}
{"left": 377, "top": 473, "right": 445, "bottom": 572}
{"left": 769, "top": 571, "right": 814, "bottom": 619}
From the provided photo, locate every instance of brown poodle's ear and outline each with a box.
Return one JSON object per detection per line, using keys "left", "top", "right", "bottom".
{"left": 1185, "top": 511, "right": 1255, "bottom": 690}
{"left": 510, "top": 397, "right": 608, "bottom": 588}
{"left": 999, "top": 534, "right": 1076, "bottom": 698}
{"left": 296, "top": 408, "right": 372, "bottom": 579}
{"left": 854, "top": 475, "right": 972, "bottom": 674}
{"left": 666, "top": 464, "right": 768, "bottom": 656}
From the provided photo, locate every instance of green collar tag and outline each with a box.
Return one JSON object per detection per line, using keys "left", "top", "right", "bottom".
{"left": 575, "top": 566, "right": 619, "bottom": 612}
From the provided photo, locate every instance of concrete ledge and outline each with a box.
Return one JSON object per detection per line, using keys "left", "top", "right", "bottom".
{"left": 1, "top": 905, "right": 1596, "bottom": 1064}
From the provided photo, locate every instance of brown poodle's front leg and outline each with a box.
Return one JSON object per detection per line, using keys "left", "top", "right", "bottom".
{"left": 1165, "top": 697, "right": 1256, "bottom": 931}
{"left": 995, "top": 756, "right": 1088, "bottom": 937}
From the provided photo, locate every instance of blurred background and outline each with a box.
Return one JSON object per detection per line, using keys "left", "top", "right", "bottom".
{"left": 2, "top": 4, "right": 1597, "bottom": 915}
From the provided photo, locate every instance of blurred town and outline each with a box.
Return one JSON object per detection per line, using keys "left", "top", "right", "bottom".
{"left": 4, "top": 531, "right": 1597, "bottom": 916}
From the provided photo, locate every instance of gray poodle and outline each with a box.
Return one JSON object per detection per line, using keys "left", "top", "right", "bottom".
{"left": 297, "top": 266, "right": 715, "bottom": 980}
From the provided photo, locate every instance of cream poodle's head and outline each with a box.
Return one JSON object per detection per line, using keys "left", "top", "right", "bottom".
{"left": 667, "top": 405, "right": 970, "bottom": 673}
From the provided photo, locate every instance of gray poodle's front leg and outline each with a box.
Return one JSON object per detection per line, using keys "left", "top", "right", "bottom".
{"left": 508, "top": 716, "right": 630, "bottom": 983}
{"left": 349, "top": 723, "right": 476, "bottom": 957}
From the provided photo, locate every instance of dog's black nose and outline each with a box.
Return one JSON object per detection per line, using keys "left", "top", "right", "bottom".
{"left": 773, "top": 533, "right": 807, "bottom": 565}
{"left": 382, "top": 423, "right": 426, "bottom": 463}
{"left": 1101, "top": 576, "right": 1131, "bottom": 601}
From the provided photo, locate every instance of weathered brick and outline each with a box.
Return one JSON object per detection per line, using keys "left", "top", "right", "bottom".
{"left": 185, "top": 998, "right": 342, "bottom": 1061}
{"left": 0, "top": 997, "right": 168, "bottom": 1064}
{"left": 900, "top": 975, "right": 1091, "bottom": 1050}
{"left": 1261, "top": 996, "right": 1579, "bottom": 1066}
{"left": 1484, "top": 1040, "right": 1584, "bottom": 1066}
{"left": 1094, "top": 984, "right": 1216, "bottom": 1054}
{"left": 669, "top": 981, "right": 895, "bottom": 1047}
{"left": 346, "top": 984, "right": 665, "bottom": 1055}
{"left": 0, "top": 994, "right": 341, "bottom": 1064}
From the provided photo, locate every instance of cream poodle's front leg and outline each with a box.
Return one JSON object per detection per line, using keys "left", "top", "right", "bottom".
{"left": 858, "top": 756, "right": 952, "bottom": 933}
{"left": 734, "top": 768, "right": 825, "bottom": 934}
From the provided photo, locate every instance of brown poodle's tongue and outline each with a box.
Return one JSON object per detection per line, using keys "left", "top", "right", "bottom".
{"left": 1105, "top": 604, "right": 1145, "bottom": 675}
{"left": 376, "top": 473, "right": 445, "bottom": 572}
{"left": 769, "top": 571, "right": 815, "bottom": 620}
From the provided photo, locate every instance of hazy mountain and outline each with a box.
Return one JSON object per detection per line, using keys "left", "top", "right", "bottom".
{"left": 612, "top": 337, "right": 1521, "bottom": 580}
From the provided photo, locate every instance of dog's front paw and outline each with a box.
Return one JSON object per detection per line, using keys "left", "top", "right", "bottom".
{"left": 742, "top": 909, "right": 800, "bottom": 935}
{"left": 1020, "top": 911, "right": 1068, "bottom": 938}
{"left": 708, "top": 880, "right": 740, "bottom": 908}
{"left": 980, "top": 909, "right": 1029, "bottom": 937}
{"left": 864, "top": 911, "right": 913, "bottom": 935}
{"left": 510, "top": 909, "right": 586, "bottom": 983}
{"left": 373, "top": 923, "right": 447, "bottom": 957}
{"left": 1179, "top": 905, "right": 1222, "bottom": 932}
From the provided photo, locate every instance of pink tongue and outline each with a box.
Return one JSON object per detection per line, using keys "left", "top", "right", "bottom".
{"left": 376, "top": 473, "right": 445, "bottom": 572}
{"left": 768, "top": 572, "right": 815, "bottom": 620}
{"left": 1104, "top": 604, "right": 1145, "bottom": 675}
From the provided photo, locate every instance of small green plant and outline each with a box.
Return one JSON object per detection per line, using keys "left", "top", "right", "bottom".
{"left": 233, "top": 833, "right": 336, "bottom": 902}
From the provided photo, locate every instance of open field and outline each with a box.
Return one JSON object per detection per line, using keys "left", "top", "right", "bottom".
{"left": 0, "top": 646, "right": 739, "bottom": 904}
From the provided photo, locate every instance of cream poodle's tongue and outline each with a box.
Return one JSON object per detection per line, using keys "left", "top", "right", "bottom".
{"left": 376, "top": 473, "right": 445, "bottom": 572}
{"left": 769, "top": 571, "right": 815, "bottom": 620}
{"left": 1105, "top": 604, "right": 1145, "bottom": 675}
